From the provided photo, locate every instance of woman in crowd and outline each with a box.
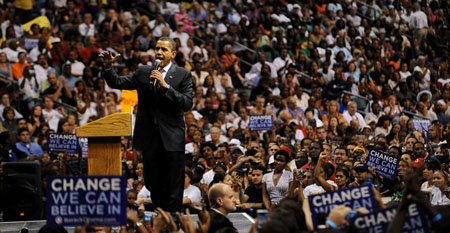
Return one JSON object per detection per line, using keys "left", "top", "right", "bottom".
{"left": 33, "top": 123, "right": 50, "bottom": 150}
{"left": 56, "top": 118, "right": 71, "bottom": 134}
{"left": 1, "top": 107, "right": 17, "bottom": 133}
{"left": 262, "top": 149, "right": 295, "bottom": 210}
{"left": 185, "top": 128, "right": 203, "bottom": 155}
{"left": 0, "top": 52, "right": 12, "bottom": 79}
{"left": 27, "top": 105, "right": 45, "bottom": 136}
{"left": 322, "top": 100, "right": 343, "bottom": 123}
{"left": 421, "top": 159, "right": 441, "bottom": 195}
{"left": 431, "top": 170, "right": 450, "bottom": 205}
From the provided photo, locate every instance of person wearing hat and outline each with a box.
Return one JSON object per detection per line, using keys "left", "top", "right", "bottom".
{"left": 435, "top": 100, "right": 450, "bottom": 126}
{"left": 170, "top": 21, "right": 189, "bottom": 48}
{"left": 288, "top": 3, "right": 302, "bottom": 21}
{"left": 228, "top": 145, "right": 245, "bottom": 166}
{"left": 349, "top": 163, "right": 370, "bottom": 187}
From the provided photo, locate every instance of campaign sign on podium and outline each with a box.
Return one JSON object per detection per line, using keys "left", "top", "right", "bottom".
{"left": 46, "top": 176, "right": 126, "bottom": 226}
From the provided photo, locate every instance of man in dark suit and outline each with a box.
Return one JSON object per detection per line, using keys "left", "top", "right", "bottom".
{"left": 208, "top": 183, "right": 237, "bottom": 233}
{"left": 100, "top": 37, "right": 193, "bottom": 212}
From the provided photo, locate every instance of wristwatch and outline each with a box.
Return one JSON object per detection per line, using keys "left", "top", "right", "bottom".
{"left": 135, "top": 222, "right": 143, "bottom": 227}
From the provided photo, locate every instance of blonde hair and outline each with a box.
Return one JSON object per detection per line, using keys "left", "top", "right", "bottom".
{"left": 327, "top": 100, "right": 340, "bottom": 113}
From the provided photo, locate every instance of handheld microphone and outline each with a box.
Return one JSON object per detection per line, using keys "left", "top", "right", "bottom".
{"left": 154, "top": 59, "right": 161, "bottom": 70}
{"left": 152, "top": 59, "right": 161, "bottom": 85}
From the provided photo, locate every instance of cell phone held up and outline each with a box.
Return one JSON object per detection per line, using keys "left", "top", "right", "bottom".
{"left": 257, "top": 209, "right": 268, "bottom": 229}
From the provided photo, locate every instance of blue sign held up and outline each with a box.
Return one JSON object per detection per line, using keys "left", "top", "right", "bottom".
{"left": 351, "top": 203, "right": 430, "bottom": 233}
{"left": 308, "top": 184, "right": 376, "bottom": 230}
{"left": 48, "top": 133, "right": 88, "bottom": 156}
{"left": 412, "top": 119, "right": 432, "bottom": 141}
{"left": 366, "top": 149, "right": 400, "bottom": 180}
{"left": 249, "top": 114, "right": 273, "bottom": 131}
{"left": 46, "top": 176, "right": 127, "bottom": 226}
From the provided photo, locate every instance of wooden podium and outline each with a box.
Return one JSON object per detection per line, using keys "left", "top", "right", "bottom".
{"left": 76, "top": 113, "right": 132, "bottom": 175}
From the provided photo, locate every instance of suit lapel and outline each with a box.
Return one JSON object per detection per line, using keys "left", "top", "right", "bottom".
{"left": 164, "top": 64, "right": 176, "bottom": 86}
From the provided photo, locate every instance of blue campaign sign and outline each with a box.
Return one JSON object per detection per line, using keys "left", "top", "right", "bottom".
{"left": 351, "top": 203, "right": 429, "bottom": 233}
{"left": 249, "top": 114, "right": 273, "bottom": 131}
{"left": 308, "top": 184, "right": 376, "bottom": 230}
{"left": 48, "top": 133, "right": 88, "bottom": 156}
{"left": 78, "top": 137, "right": 88, "bottom": 157}
{"left": 46, "top": 176, "right": 127, "bottom": 226}
{"left": 366, "top": 150, "right": 400, "bottom": 180}
{"left": 413, "top": 119, "right": 432, "bottom": 140}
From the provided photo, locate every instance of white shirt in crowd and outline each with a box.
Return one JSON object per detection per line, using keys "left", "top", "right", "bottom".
{"left": 43, "top": 108, "right": 64, "bottom": 131}
{"left": 183, "top": 184, "right": 202, "bottom": 203}
{"left": 343, "top": 110, "right": 366, "bottom": 129}
{"left": 430, "top": 186, "right": 450, "bottom": 205}
{"left": 408, "top": 10, "right": 428, "bottom": 29}
{"left": 78, "top": 23, "right": 96, "bottom": 37}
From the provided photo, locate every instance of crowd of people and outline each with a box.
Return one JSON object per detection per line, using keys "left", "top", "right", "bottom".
{"left": 0, "top": 0, "right": 450, "bottom": 232}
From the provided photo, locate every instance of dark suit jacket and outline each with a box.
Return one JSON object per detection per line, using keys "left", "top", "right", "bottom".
{"left": 208, "top": 210, "right": 237, "bottom": 233}
{"left": 103, "top": 63, "right": 193, "bottom": 151}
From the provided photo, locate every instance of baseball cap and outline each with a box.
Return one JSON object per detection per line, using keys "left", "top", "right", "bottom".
{"left": 354, "top": 163, "right": 368, "bottom": 172}
{"left": 231, "top": 145, "right": 244, "bottom": 154}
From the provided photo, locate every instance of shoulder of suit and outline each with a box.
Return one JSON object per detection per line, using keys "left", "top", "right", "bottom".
{"left": 172, "top": 64, "right": 190, "bottom": 73}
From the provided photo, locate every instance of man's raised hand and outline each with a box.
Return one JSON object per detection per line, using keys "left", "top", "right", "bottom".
{"left": 99, "top": 50, "right": 121, "bottom": 68}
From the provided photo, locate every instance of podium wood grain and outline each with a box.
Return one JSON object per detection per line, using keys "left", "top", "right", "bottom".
{"left": 76, "top": 113, "right": 132, "bottom": 176}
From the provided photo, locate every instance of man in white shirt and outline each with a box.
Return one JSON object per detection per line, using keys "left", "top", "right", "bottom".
{"left": 79, "top": 13, "right": 96, "bottom": 37}
{"left": 364, "top": 102, "right": 384, "bottom": 124}
{"left": 346, "top": 7, "right": 361, "bottom": 27}
{"left": 191, "top": 62, "right": 209, "bottom": 86}
{"left": 247, "top": 53, "right": 277, "bottom": 79}
{"left": 66, "top": 51, "right": 85, "bottom": 77}
{"left": 272, "top": 48, "right": 293, "bottom": 76}
{"left": 3, "top": 39, "right": 26, "bottom": 63}
{"left": 29, "top": 38, "right": 52, "bottom": 63}
{"left": 343, "top": 101, "right": 366, "bottom": 130}
{"left": 409, "top": 3, "right": 428, "bottom": 44}
{"left": 170, "top": 22, "right": 190, "bottom": 48}
{"left": 328, "top": 0, "right": 343, "bottom": 14}
{"left": 34, "top": 54, "right": 55, "bottom": 85}
{"left": 183, "top": 169, "right": 202, "bottom": 206}
{"left": 149, "top": 13, "right": 172, "bottom": 38}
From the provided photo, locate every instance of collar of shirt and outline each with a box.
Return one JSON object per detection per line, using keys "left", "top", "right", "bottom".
{"left": 211, "top": 207, "right": 226, "bottom": 216}
{"left": 160, "top": 62, "right": 172, "bottom": 79}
